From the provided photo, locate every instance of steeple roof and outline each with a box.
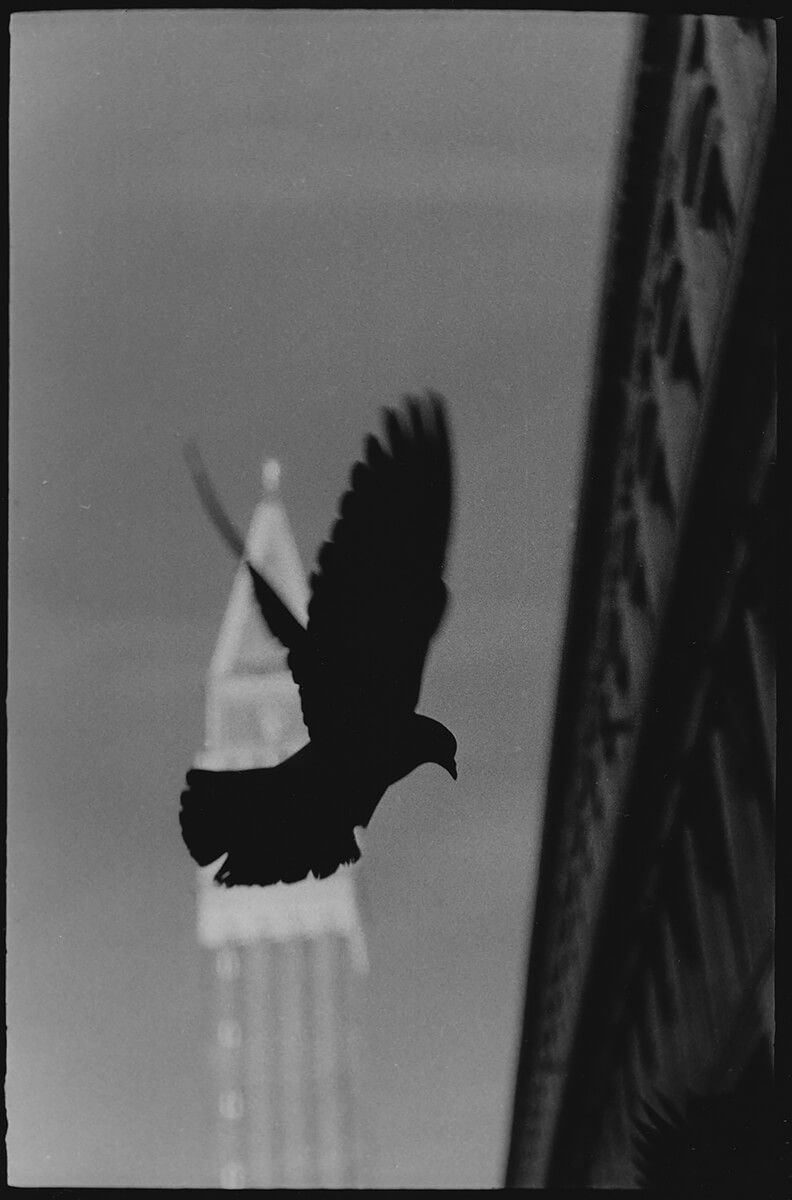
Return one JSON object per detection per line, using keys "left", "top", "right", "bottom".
{"left": 209, "top": 460, "right": 309, "bottom": 680}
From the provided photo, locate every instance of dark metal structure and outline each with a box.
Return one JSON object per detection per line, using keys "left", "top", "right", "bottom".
{"left": 505, "top": 16, "right": 775, "bottom": 1187}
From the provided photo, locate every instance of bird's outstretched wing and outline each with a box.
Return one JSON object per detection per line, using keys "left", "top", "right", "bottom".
{"left": 292, "top": 392, "right": 453, "bottom": 771}
{"left": 183, "top": 394, "right": 453, "bottom": 774}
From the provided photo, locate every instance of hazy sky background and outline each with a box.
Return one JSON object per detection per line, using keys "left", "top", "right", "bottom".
{"left": 9, "top": 11, "right": 632, "bottom": 1187}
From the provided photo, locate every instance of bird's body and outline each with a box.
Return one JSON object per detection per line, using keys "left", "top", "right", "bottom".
{"left": 180, "top": 393, "right": 457, "bottom": 886}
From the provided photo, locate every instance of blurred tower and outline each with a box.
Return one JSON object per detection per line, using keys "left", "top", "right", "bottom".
{"left": 194, "top": 461, "right": 369, "bottom": 1189}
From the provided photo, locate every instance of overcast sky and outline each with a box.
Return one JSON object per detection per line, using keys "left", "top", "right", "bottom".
{"left": 9, "top": 10, "right": 632, "bottom": 1187}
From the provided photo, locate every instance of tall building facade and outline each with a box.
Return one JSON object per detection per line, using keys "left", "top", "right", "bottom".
{"left": 194, "top": 463, "right": 369, "bottom": 1189}
{"left": 506, "top": 16, "right": 775, "bottom": 1188}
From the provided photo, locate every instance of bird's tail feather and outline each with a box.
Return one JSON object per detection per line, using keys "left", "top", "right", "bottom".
{"left": 246, "top": 564, "right": 308, "bottom": 653}
{"left": 179, "top": 767, "right": 361, "bottom": 887}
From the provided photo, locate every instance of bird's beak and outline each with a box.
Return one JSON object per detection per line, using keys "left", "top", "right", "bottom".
{"left": 448, "top": 761, "right": 458, "bottom": 781}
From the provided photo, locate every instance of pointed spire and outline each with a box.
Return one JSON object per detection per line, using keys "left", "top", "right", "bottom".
{"left": 262, "top": 458, "right": 282, "bottom": 496}
{"left": 208, "top": 460, "right": 308, "bottom": 680}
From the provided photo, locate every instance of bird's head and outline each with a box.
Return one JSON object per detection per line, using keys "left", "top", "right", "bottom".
{"left": 411, "top": 715, "right": 458, "bottom": 781}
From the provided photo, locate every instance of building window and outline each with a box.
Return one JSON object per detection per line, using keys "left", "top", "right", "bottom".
{"left": 630, "top": 553, "right": 648, "bottom": 611}
{"left": 220, "top": 1162, "right": 246, "bottom": 1189}
{"left": 216, "top": 948, "right": 240, "bottom": 981}
{"left": 687, "top": 18, "right": 706, "bottom": 73}
{"left": 220, "top": 1089, "right": 244, "bottom": 1121}
{"left": 670, "top": 315, "right": 701, "bottom": 394}
{"left": 638, "top": 347, "right": 653, "bottom": 391}
{"left": 655, "top": 261, "right": 683, "bottom": 358}
{"left": 683, "top": 86, "right": 717, "bottom": 208}
{"left": 659, "top": 201, "right": 676, "bottom": 252}
{"left": 636, "top": 402, "right": 658, "bottom": 482}
{"left": 649, "top": 446, "right": 675, "bottom": 516}
{"left": 634, "top": 399, "right": 676, "bottom": 517}
{"left": 682, "top": 84, "right": 734, "bottom": 243}
{"left": 218, "top": 1019, "right": 242, "bottom": 1050}
{"left": 699, "top": 144, "right": 734, "bottom": 238}
{"left": 605, "top": 610, "right": 630, "bottom": 695}
{"left": 736, "top": 17, "right": 768, "bottom": 46}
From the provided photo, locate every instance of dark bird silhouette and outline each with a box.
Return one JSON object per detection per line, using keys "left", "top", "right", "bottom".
{"left": 180, "top": 393, "right": 457, "bottom": 886}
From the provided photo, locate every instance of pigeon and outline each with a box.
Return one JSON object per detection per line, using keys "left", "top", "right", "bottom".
{"left": 180, "top": 393, "right": 457, "bottom": 886}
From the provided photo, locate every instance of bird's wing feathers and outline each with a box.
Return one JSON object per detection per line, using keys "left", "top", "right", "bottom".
{"left": 294, "top": 393, "right": 453, "bottom": 757}
{"left": 184, "top": 394, "right": 453, "bottom": 772}
{"left": 246, "top": 564, "right": 309, "bottom": 655}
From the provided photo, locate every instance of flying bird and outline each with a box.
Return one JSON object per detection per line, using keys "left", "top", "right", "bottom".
{"left": 180, "top": 393, "right": 457, "bottom": 886}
